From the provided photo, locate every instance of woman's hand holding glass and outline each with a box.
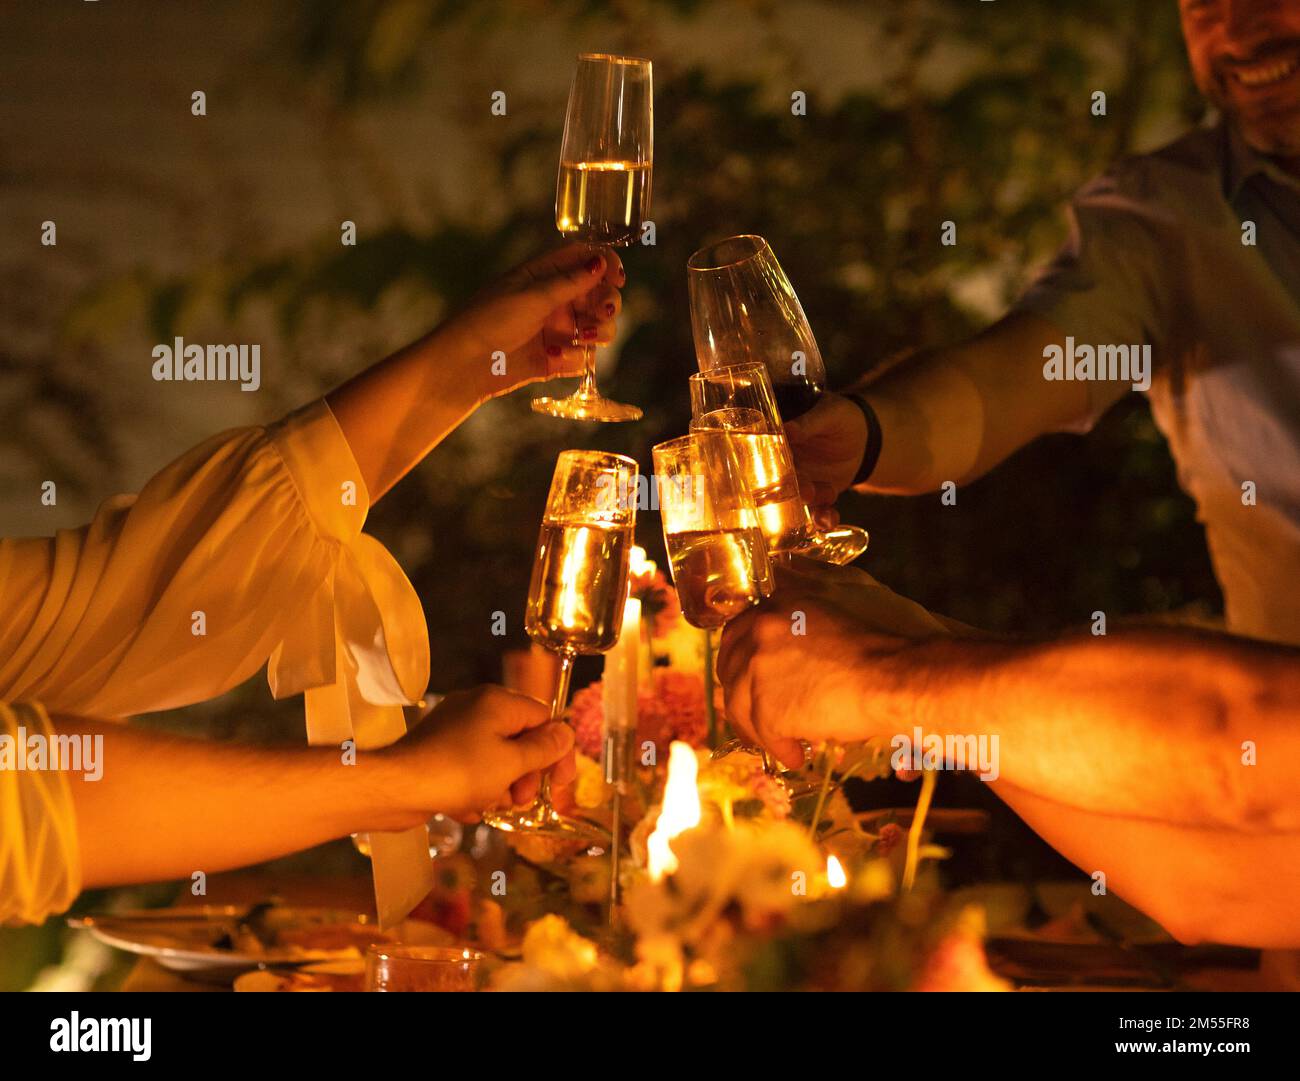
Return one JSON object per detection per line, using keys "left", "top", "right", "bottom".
{"left": 436, "top": 244, "right": 626, "bottom": 396}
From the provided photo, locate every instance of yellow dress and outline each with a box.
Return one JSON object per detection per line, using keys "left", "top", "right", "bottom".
{"left": 0, "top": 400, "right": 429, "bottom": 924}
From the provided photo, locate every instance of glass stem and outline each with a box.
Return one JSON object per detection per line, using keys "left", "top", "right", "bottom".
{"left": 702, "top": 628, "right": 718, "bottom": 750}
{"left": 569, "top": 264, "right": 599, "bottom": 398}
{"left": 538, "top": 652, "right": 575, "bottom": 807}
{"left": 577, "top": 344, "right": 598, "bottom": 397}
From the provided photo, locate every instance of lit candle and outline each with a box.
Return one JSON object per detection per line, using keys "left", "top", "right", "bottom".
{"left": 602, "top": 595, "right": 641, "bottom": 734}
{"left": 627, "top": 545, "right": 656, "bottom": 691}
{"left": 647, "top": 741, "right": 702, "bottom": 881}
{"left": 603, "top": 581, "right": 643, "bottom": 920}
{"left": 629, "top": 545, "right": 655, "bottom": 580}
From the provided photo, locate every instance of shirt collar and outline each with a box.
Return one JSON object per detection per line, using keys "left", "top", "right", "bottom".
{"left": 1222, "top": 120, "right": 1300, "bottom": 200}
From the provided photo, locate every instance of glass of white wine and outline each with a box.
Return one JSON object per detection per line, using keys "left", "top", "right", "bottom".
{"left": 482, "top": 450, "right": 638, "bottom": 837}
{"left": 652, "top": 431, "right": 773, "bottom": 630}
{"left": 689, "top": 362, "right": 868, "bottom": 566}
{"left": 688, "top": 235, "right": 869, "bottom": 564}
{"left": 688, "top": 363, "right": 815, "bottom": 557}
{"left": 669, "top": 397, "right": 795, "bottom": 788}
{"left": 533, "top": 53, "right": 652, "bottom": 423}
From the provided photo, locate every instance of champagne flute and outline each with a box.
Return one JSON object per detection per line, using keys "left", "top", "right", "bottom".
{"left": 652, "top": 431, "right": 774, "bottom": 630}
{"left": 687, "top": 234, "right": 870, "bottom": 564}
{"left": 533, "top": 53, "right": 652, "bottom": 423}
{"left": 688, "top": 362, "right": 816, "bottom": 558}
{"left": 656, "top": 417, "right": 789, "bottom": 788}
{"left": 482, "top": 450, "right": 638, "bottom": 837}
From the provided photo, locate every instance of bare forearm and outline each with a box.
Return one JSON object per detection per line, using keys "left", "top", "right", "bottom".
{"left": 994, "top": 781, "right": 1300, "bottom": 947}
{"left": 326, "top": 327, "right": 493, "bottom": 500}
{"left": 883, "top": 629, "right": 1300, "bottom": 831}
{"left": 853, "top": 313, "right": 1090, "bottom": 494}
{"left": 60, "top": 720, "right": 424, "bottom": 888}
{"left": 322, "top": 247, "right": 619, "bottom": 501}
{"left": 853, "top": 350, "right": 983, "bottom": 494}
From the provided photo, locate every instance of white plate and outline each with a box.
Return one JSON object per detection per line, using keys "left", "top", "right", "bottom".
{"left": 69, "top": 905, "right": 386, "bottom": 976}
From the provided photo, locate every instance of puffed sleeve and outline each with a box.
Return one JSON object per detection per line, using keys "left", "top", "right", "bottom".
{"left": 0, "top": 399, "right": 429, "bottom": 747}
{"left": 0, "top": 400, "right": 432, "bottom": 925}
{"left": 0, "top": 702, "right": 81, "bottom": 925}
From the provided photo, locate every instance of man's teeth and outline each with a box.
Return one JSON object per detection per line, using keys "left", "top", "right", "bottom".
{"left": 1235, "top": 57, "right": 1299, "bottom": 87}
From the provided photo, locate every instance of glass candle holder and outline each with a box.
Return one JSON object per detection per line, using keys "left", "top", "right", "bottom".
{"left": 364, "top": 945, "right": 484, "bottom": 992}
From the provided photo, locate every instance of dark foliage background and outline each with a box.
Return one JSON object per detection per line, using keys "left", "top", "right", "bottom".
{"left": 0, "top": 0, "right": 1223, "bottom": 987}
{"left": 257, "top": 0, "right": 1218, "bottom": 692}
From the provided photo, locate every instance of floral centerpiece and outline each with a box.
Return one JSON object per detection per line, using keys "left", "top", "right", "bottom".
{"left": 419, "top": 564, "right": 1008, "bottom": 992}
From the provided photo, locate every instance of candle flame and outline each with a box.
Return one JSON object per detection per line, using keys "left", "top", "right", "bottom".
{"left": 630, "top": 544, "right": 656, "bottom": 583}
{"left": 826, "top": 854, "right": 847, "bottom": 890}
{"left": 646, "top": 741, "right": 702, "bottom": 881}
{"left": 558, "top": 525, "right": 590, "bottom": 630}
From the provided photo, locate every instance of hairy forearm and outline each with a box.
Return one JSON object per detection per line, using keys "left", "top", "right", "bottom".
{"left": 326, "top": 327, "right": 493, "bottom": 501}
{"left": 853, "top": 313, "right": 1089, "bottom": 494}
{"left": 59, "top": 719, "right": 424, "bottom": 888}
{"left": 888, "top": 629, "right": 1300, "bottom": 832}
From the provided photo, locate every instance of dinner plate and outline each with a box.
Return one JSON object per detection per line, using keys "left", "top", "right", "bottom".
{"left": 68, "top": 905, "right": 389, "bottom": 978}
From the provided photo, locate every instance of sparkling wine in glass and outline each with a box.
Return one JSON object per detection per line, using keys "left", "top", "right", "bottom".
{"left": 689, "top": 363, "right": 818, "bottom": 557}
{"left": 481, "top": 450, "right": 638, "bottom": 838}
{"left": 533, "top": 53, "right": 652, "bottom": 423}
{"left": 661, "top": 409, "right": 791, "bottom": 788}
{"left": 652, "top": 431, "right": 773, "bottom": 630}
{"left": 687, "top": 234, "right": 869, "bottom": 564}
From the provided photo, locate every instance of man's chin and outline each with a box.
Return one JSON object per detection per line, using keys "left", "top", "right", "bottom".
{"left": 1233, "top": 113, "right": 1300, "bottom": 160}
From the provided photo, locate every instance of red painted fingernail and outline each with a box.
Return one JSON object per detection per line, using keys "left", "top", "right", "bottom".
{"left": 604, "top": 302, "right": 616, "bottom": 316}
{"left": 546, "top": 344, "right": 563, "bottom": 357}
{"left": 585, "top": 255, "right": 604, "bottom": 274}
{"left": 581, "top": 325, "right": 599, "bottom": 341}
{"left": 617, "top": 267, "right": 626, "bottom": 283}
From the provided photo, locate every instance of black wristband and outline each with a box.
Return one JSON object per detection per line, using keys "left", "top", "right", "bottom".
{"left": 845, "top": 392, "right": 883, "bottom": 486}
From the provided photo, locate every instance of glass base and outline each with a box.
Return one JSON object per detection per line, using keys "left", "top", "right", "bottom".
{"left": 709, "top": 738, "right": 799, "bottom": 798}
{"left": 796, "top": 525, "right": 870, "bottom": 566}
{"left": 481, "top": 799, "right": 609, "bottom": 840}
{"left": 531, "top": 390, "right": 642, "bottom": 422}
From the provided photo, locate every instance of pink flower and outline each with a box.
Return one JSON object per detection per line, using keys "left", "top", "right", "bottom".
{"left": 750, "top": 769, "right": 793, "bottom": 819}
{"left": 875, "top": 822, "right": 904, "bottom": 857}
{"left": 569, "top": 683, "right": 607, "bottom": 759}
{"left": 569, "top": 669, "right": 710, "bottom": 760}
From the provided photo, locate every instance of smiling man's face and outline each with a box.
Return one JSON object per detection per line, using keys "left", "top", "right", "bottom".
{"left": 1181, "top": 0, "right": 1300, "bottom": 156}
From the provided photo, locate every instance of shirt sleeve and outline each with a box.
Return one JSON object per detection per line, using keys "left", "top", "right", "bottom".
{"left": 0, "top": 400, "right": 431, "bottom": 925}
{"left": 0, "top": 701, "right": 80, "bottom": 926}
{"left": 1011, "top": 162, "right": 1182, "bottom": 432}
{"left": 0, "top": 399, "right": 429, "bottom": 739}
